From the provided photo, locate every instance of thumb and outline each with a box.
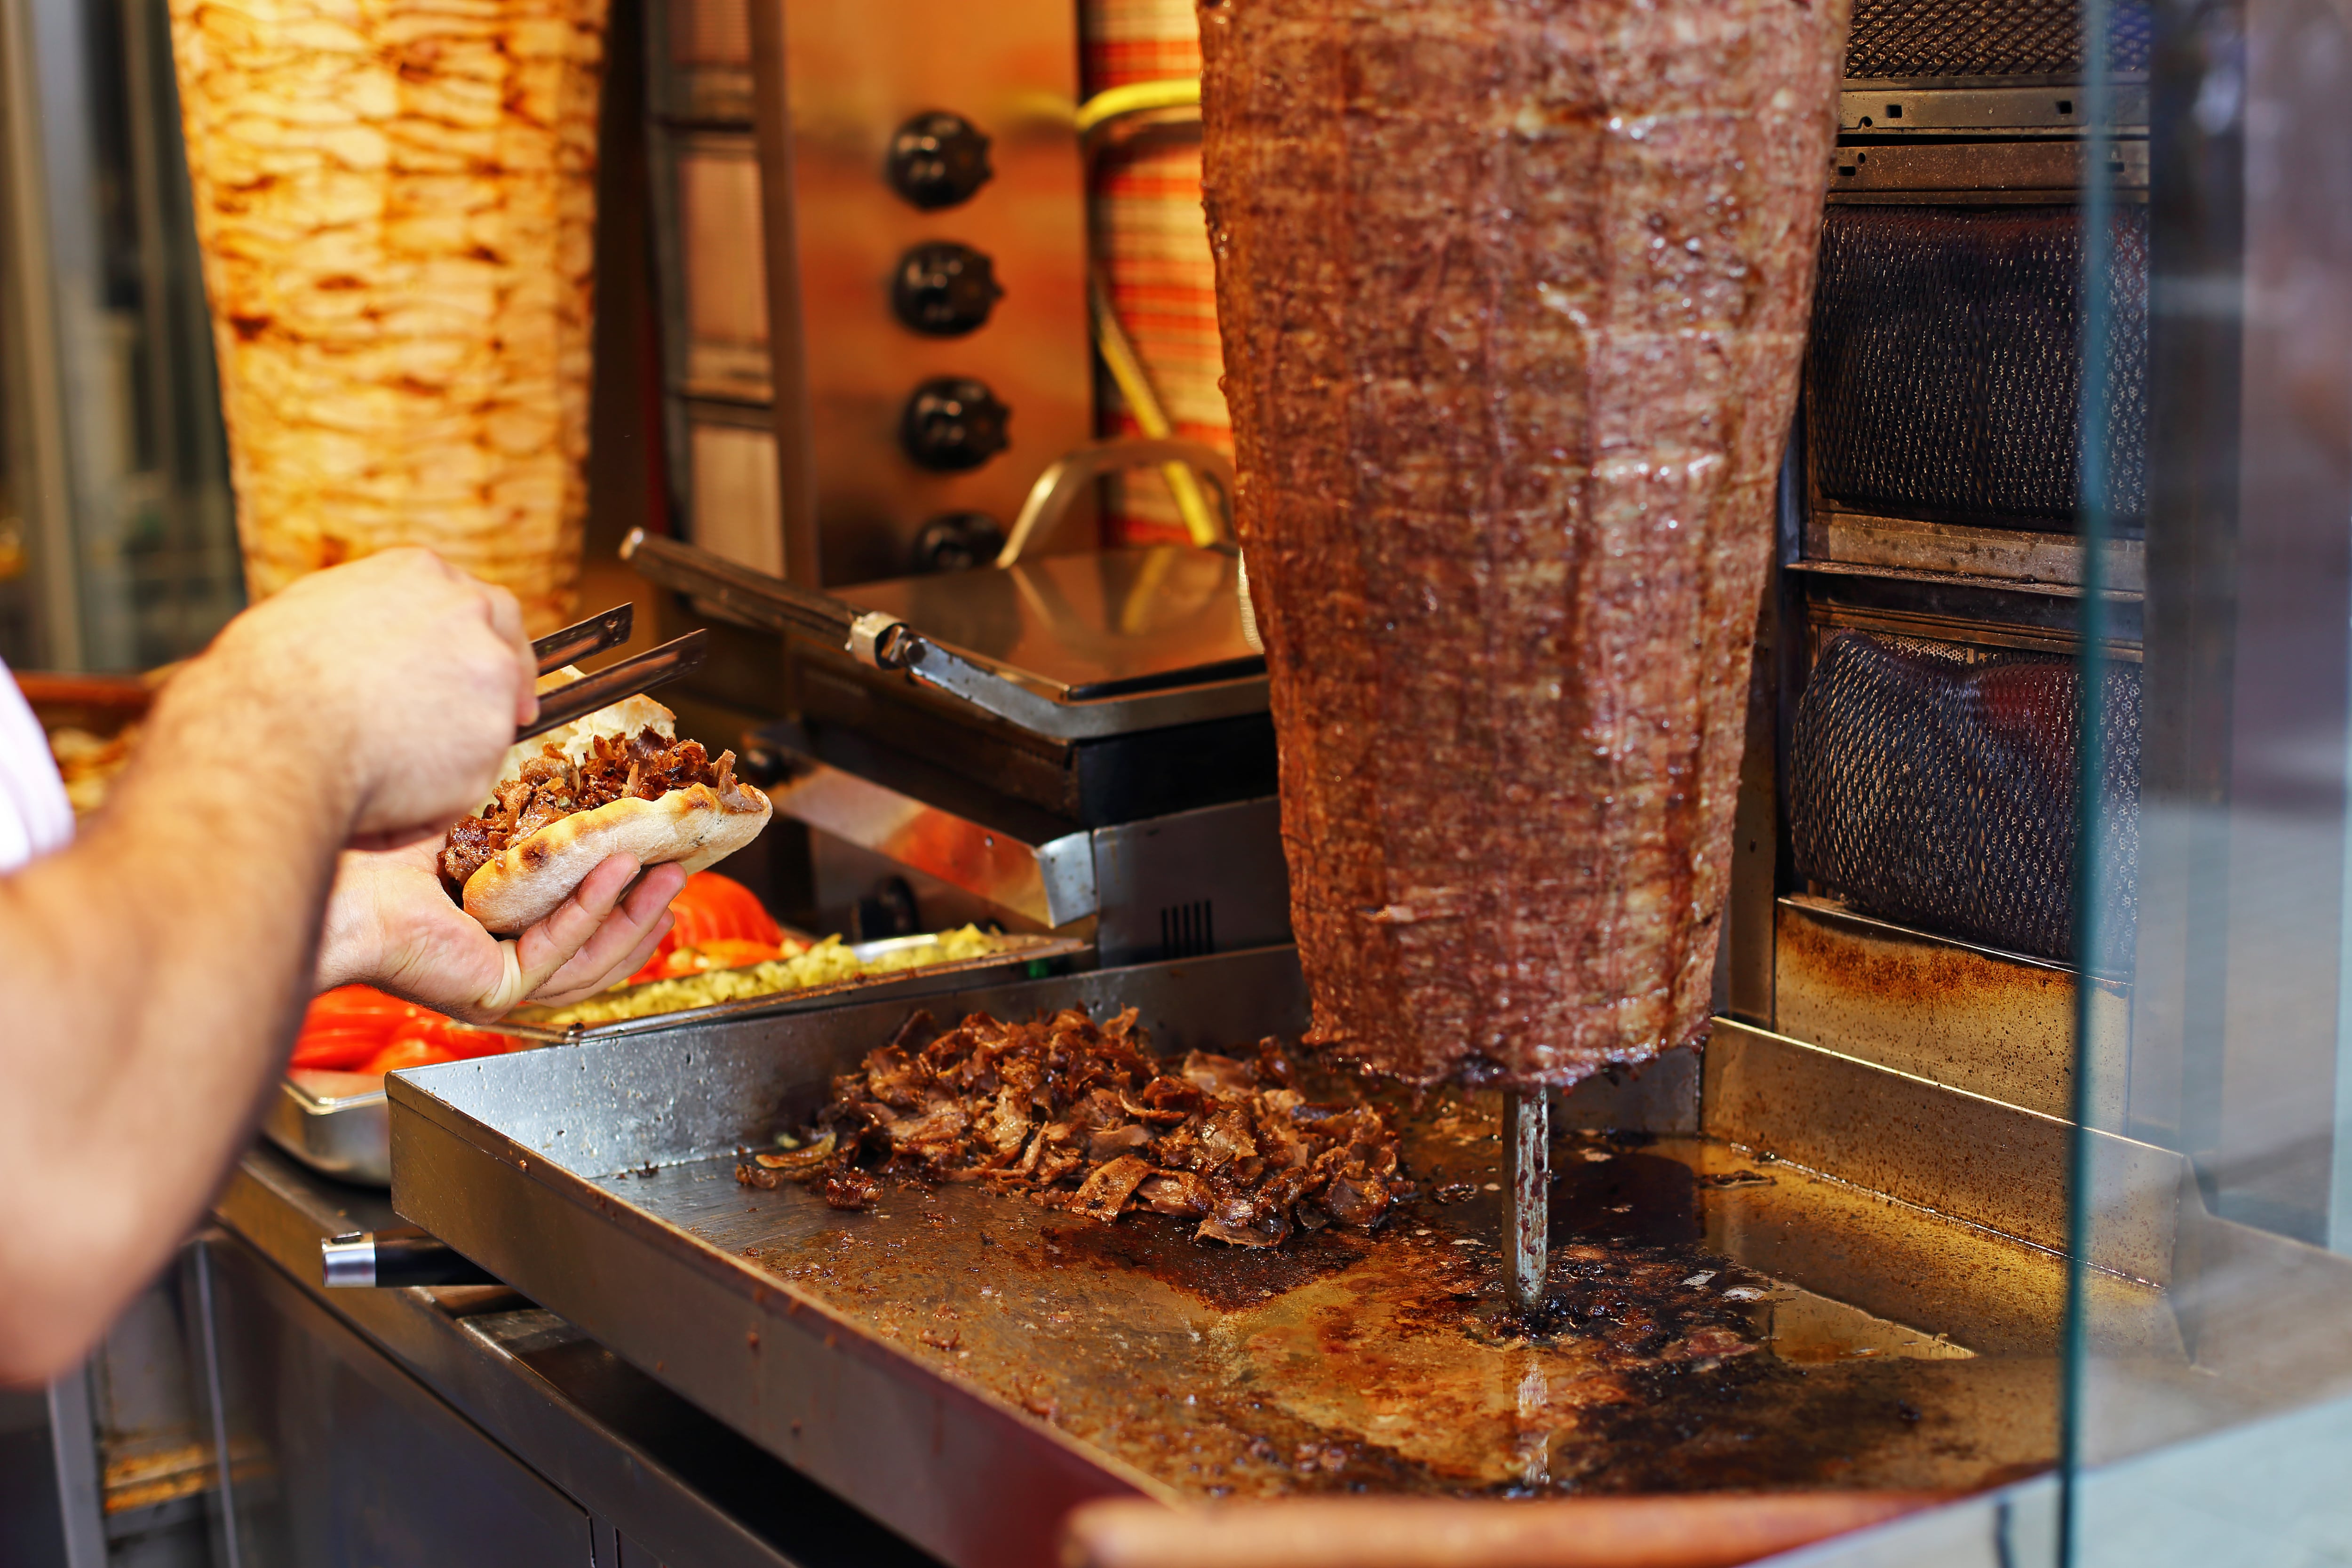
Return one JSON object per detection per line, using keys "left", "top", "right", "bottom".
{"left": 473, "top": 939, "right": 534, "bottom": 1018}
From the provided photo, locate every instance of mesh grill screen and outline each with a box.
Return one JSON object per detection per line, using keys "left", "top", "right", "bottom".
{"left": 1807, "top": 204, "right": 2148, "bottom": 532}
{"left": 1844, "top": 0, "right": 2151, "bottom": 79}
{"left": 1789, "top": 631, "right": 2141, "bottom": 967}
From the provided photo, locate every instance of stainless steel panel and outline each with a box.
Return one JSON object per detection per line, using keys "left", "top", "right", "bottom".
{"left": 688, "top": 414, "right": 787, "bottom": 576}
{"left": 655, "top": 0, "right": 755, "bottom": 125}
{"left": 1771, "top": 896, "right": 2130, "bottom": 1128}
{"left": 1091, "top": 797, "right": 1289, "bottom": 964}
{"left": 1702, "top": 1019, "right": 2179, "bottom": 1284}
{"left": 195, "top": 1239, "right": 592, "bottom": 1567}
{"left": 771, "top": 756, "right": 1098, "bottom": 925}
{"left": 769, "top": 748, "right": 1287, "bottom": 946}
{"left": 211, "top": 1151, "right": 930, "bottom": 1568}
{"left": 1805, "top": 511, "right": 2147, "bottom": 594}
{"left": 675, "top": 134, "right": 772, "bottom": 402}
{"left": 1829, "top": 138, "right": 2150, "bottom": 198}
{"left": 752, "top": 0, "right": 1094, "bottom": 586}
{"left": 1839, "top": 83, "right": 2152, "bottom": 135}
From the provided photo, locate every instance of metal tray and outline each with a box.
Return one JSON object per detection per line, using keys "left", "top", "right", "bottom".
{"left": 265, "top": 931, "right": 1086, "bottom": 1184}
{"left": 387, "top": 948, "right": 2113, "bottom": 1568}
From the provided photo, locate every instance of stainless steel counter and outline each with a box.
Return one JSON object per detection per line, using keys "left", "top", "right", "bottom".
{"left": 200, "top": 1144, "right": 940, "bottom": 1568}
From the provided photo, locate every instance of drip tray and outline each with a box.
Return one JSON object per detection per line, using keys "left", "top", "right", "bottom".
{"left": 655, "top": 1119, "right": 2062, "bottom": 1497}
{"left": 387, "top": 949, "right": 2177, "bottom": 1568}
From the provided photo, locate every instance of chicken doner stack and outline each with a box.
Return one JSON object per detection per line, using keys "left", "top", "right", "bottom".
{"left": 169, "top": 0, "right": 608, "bottom": 630}
{"left": 1198, "top": 0, "right": 1848, "bottom": 1305}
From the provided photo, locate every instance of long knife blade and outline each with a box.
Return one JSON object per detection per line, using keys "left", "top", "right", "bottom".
{"left": 531, "top": 604, "right": 636, "bottom": 674}
{"left": 517, "top": 630, "right": 708, "bottom": 743}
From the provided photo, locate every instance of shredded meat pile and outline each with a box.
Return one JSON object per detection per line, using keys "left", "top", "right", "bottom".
{"left": 737, "top": 1007, "right": 1409, "bottom": 1247}
{"left": 440, "top": 729, "right": 745, "bottom": 892}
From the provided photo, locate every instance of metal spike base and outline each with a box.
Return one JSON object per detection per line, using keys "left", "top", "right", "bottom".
{"left": 1503, "top": 1088, "right": 1550, "bottom": 1311}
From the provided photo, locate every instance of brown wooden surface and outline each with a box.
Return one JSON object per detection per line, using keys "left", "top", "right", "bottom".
{"left": 1062, "top": 1491, "right": 1947, "bottom": 1568}
{"left": 15, "top": 672, "right": 156, "bottom": 736}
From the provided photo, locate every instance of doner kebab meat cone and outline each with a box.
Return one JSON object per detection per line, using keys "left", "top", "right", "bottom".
{"left": 1199, "top": 0, "right": 1849, "bottom": 1088}
{"left": 168, "top": 0, "right": 607, "bottom": 630}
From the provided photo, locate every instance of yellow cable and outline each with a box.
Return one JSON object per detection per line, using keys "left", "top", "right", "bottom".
{"left": 1088, "top": 272, "right": 1223, "bottom": 549}
{"left": 1073, "top": 78, "right": 1202, "bottom": 137}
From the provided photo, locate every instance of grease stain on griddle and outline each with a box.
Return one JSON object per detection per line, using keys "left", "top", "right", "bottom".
{"left": 1039, "top": 1212, "right": 1376, "bottom": 1311}
{"left": 661, "top": 1087, "right": 2066, "bottom": 1500}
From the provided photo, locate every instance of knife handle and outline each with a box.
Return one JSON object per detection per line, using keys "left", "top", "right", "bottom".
{"left": 322, "top": 1229, "right": 497, "bottom": 1289}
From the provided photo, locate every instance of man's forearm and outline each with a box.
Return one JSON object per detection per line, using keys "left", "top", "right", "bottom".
{"left": 0, "top": 669, "right": 352, "bottom": 1381}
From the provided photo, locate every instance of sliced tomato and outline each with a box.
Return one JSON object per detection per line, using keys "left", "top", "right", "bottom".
{"left": 361, "top": 1036, "right": 460, "bottom": 1076}
{"left": 630, "top": 872, "right": 781, "bottom": 982}
{"left": 294, "top": 985, "right": 509, "bottom": 1075}
{"left": 304, "top": 985, "right": 421, "bottom": 1021}
{"left": 289, "top": 1028, "right": 394, "bottom": 1072}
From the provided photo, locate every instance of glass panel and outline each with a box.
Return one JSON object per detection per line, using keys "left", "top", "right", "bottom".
{"left": 2068, "top": 0, "right": 2352, "bottom": 1552}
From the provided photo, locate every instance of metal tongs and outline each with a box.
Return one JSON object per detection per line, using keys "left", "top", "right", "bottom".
{"left": 518, "top": 604, "right": 708, "bottom": 742}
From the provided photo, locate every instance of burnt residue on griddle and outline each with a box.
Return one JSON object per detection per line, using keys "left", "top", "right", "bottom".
{"left": 1037, "top": 1213, "right": 1376, "bottom": 1313}
{"left": 702, "top": 1077, "right": 2058, "bottom": 1499}
{"left": 1558, "top": 1351, "right": 1969, "bottom": 1493}
{"left": 1546, "top": 1148, "right": 1704, "bottom": 1249}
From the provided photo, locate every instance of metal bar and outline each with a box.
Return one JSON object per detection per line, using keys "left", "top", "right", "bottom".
{"left": 518, "top": 629, "right": 709, "bottom": 742}
{"left": 623, "top": 527, "right": 865, "bottom": 646}
{"left": 1086, "top": 269, "right": 1223, "bottom": 550}
{"left": 0, "top": 0, "right": 85, "bottom": 667}
{"left": 45, "top": 1361, "right": 107, "bottom": 1568}
{"left": 183, "top": 1237, "right": 246, "bottom": 1568}
{"left": 1503, "top": 1089, "right": 1549, "bottom": 1311}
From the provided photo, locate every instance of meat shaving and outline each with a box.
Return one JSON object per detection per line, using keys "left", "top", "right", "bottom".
{"left": 736, "top": 1007, "right": 1410, "bottom": 1246}
{"left": 439, "top": 729, "right": 757, "bottom": 892}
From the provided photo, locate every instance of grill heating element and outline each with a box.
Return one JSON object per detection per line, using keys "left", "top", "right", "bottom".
{"left": 1807, "top": 205, "right": 2150, "bottom": 532}
{"left": 1789, "top": 631, "right": 2142, "bottom": 967}
{"left": 1843, "top": 0, "right": 2152, "bottom": 79}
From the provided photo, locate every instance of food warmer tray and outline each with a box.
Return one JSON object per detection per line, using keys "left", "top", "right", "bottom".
{"left": 265, "top": 930, "right": 1086, "bottom": 1184}
{"left": 386, "top": 948, "right": 2112, "bottom": 1568}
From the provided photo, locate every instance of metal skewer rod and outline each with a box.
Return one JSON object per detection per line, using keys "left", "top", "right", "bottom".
{"left": 1503, "top": 1088, "right": 1550, "bottom": 1311}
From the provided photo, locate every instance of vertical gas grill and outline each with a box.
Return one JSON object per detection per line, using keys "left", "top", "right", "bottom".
{"left": 1732, "top": 0, "right": 2152, "bottom": 1127}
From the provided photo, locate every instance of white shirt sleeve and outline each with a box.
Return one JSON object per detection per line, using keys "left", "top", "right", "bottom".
{"left": 0, "top": 658, "right": 76, "bottom": 872}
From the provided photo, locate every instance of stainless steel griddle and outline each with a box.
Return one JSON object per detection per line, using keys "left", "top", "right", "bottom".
{"left": 385, "top": 948, "right": 2186, "bottom": 1568}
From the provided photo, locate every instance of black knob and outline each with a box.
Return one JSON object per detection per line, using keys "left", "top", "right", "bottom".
{"left": 885, "top": 111, "right": 993, "bottom": 210}
{"left": 734, "top": 742, "right": 799, "bottom": 788}
{"left": 900, "top": 377, "right": 1009, "bottom": 471}
{"left": 852, "top": 876, "right": 921, "bottom": 941}
{"left": 911, "top": 511, "right": 1007, "bottom": 572}
{"left": 891, "top": 242, "right": 1002, "bottom": 337}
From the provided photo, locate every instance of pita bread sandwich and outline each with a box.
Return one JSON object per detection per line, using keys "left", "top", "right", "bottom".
{"left": 439, "top": 671, "right": 772, "bottom": 933}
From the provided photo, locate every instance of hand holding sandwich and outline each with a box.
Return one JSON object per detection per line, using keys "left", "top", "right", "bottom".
{"left": 318, "top": 839, "right": 689, "bottom": 1020}
{"left": 0, "top": 549, "right": 715, "bottom": 1382}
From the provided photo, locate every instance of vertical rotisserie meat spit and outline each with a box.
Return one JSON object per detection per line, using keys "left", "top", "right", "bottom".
{"left": 1198, "top": 0, "right": 1849, "bottom": 1090}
